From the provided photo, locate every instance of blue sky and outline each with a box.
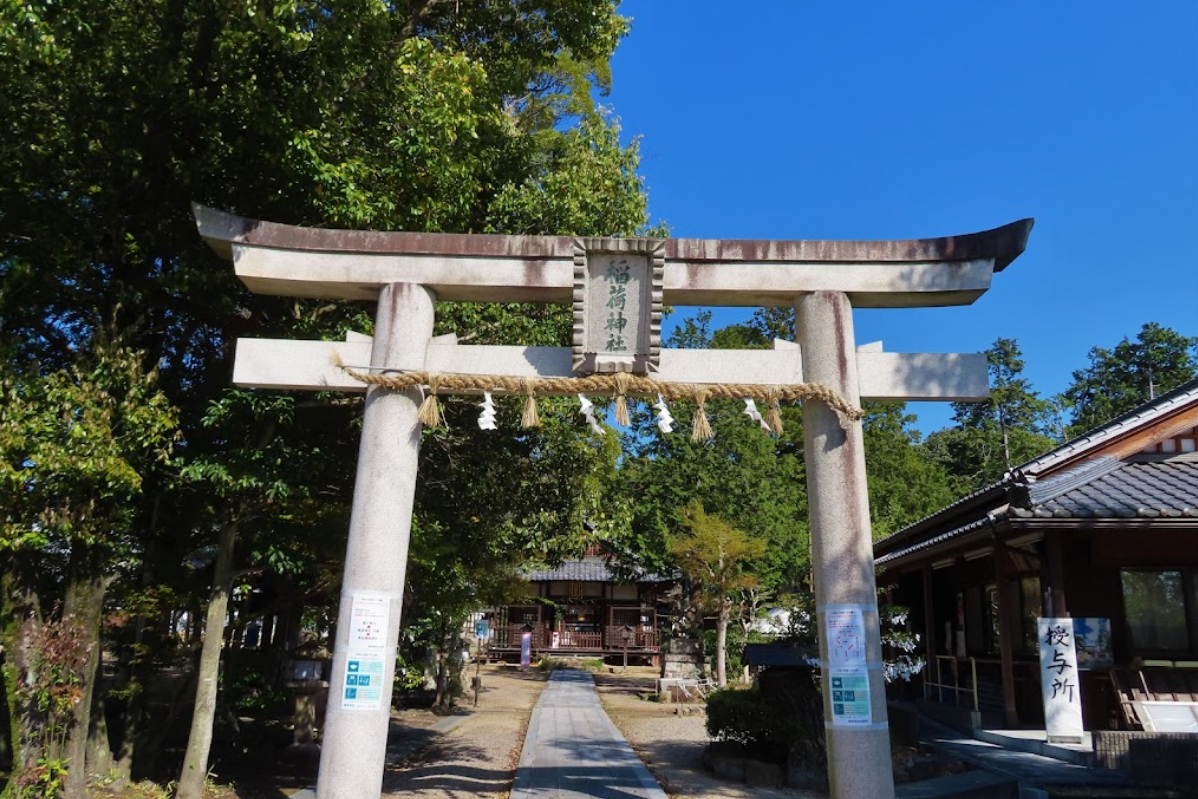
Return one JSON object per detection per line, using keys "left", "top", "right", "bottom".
{"left": 607, "top": 1, "right": 1198, "bottom": 433}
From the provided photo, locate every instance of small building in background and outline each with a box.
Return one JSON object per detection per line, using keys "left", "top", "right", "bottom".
{"left": 489, "top": 552, "right": 675, "bottom": 665}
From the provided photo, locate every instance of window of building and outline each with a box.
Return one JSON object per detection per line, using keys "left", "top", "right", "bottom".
{"left": 1121, "top": 569, "right": 1190, "bottom": 652}
{"left": 984, "top": 584, "right": 1001, "bottom": 655}
{"left": 1019, "top": 575, "right": 1042, "bottom": 653}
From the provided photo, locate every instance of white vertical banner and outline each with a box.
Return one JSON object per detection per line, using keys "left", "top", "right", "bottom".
{"left": 1037, "top": 618, "right": 1084, "bottom": 743}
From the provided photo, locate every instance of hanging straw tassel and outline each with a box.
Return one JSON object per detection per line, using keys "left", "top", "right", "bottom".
{"left": 520, "top": 377, "right": 541, "bottom": 428}
{"left": 691, "top": 389, "right": 713, "bottom": 442}
{"left": 765, "top": 386, "right": 784, "bottom": 435}
{"left": 613, "top": 372, "right": 632, "bottom": 427}
{"left": 417, "top": 373, "right": 443, "bottom": 427}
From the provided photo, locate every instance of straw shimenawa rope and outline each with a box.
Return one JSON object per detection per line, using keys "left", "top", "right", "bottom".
{"left": 690, "top": 389, "right": 712, "bottom": 442}
{"left": 520, "top": 376, "right": 540, "bottom": 429}
{"left": 335, "top": 360, "right": 866, "bottom": 437}
{"left": 416, "top": 372, "right": 443, "bottom": 427}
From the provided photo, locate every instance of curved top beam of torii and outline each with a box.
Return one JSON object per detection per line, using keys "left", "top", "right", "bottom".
{"left": 194, "top": 204, "right": 1032, "bottom": 309}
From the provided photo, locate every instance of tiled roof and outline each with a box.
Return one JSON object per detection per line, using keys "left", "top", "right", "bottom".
{"left": 874, "top": 518, "right": 991, "bottom": 565}
{"left": 523, "top": 559, "right": 672, "bottom": 583}
{"left": 1013, "top": 377, "right": 1198, "bottom": 479}
{"left": 877, "top": 459, "right": 1198, "bottom": 566}
{"left": 874, "top": 377, "right": 1198, "bottom": 557}
{"left": 1012, "top": 459, "right": 1198, "bottom": 520}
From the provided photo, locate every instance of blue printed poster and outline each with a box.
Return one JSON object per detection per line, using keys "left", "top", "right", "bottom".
{"left": 829, "top": 669, "right": 871, "bottom": 726}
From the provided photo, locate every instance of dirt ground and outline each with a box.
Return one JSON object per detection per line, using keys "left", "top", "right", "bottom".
{"left": 593, "top": 671, "right": 826, "bottom": 799}
{"left": 90, "top": 664, "right": 827, "bottom": 798}
{"left": 378, "top": 664, "right": 546, "bottom": 799}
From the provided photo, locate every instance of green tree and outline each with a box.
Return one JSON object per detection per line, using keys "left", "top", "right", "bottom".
{"left": 1061, "top": 323, "right": 1198, "bottom": 436}
{"left": 862, "top": 403, "right": 956, "bottom": 538}
{"left": 923, "top": 338, "right": 1056, "bottom": 494}
{"left": 406, "top": 396, "right": 625, "bottom": 712}
{"left": 2, "top": 0, "right": 649, "bottom": 791}
{"left": 0, "top": 343, "right": 176, "bottom": 796}
{"left": 668, "top": 502, "right": 766, "bottom": 687}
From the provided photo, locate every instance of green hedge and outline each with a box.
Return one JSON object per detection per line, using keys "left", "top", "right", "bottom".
{"left": 705, "top": 687, "right": 806, "bottom": 759}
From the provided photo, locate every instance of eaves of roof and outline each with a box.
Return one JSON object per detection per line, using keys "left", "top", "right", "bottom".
{"left": 522, "top": 559, "right": 673, "bottom": 583}
{"left": 873, "top": 483, "right": 1011, "bottom": 558}
{"left": 874, "top": 377, "right": 1198, "bottom": 560}
{"left": 1014, "top": 377, "right": 1198, "bottom": 478}
{"left": 1012, "top": 459, "right": 1198, "bottom": 521}
{"left": 874, "top": 516, "right": 997, "bottom": 568}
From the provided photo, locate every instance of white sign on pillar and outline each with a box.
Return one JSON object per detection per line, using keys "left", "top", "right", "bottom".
{"left": 826, "top": 605, "right": 873, "bottom": 727}
{"left": 339, "top": 592, "right": 392, "bottom": 710}
{"left": 1037, "top": 618, "right": 1084, "bottom": 743}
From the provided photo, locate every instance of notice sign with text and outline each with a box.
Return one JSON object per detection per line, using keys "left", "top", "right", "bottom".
{"left": 826, "top": 607, "right": 866, "bottom": 666}
{"left": 1037, "top": 618, "right": 1084, "bottom": 743}
{"left": 826, "top": 606, "right": 871, "bottom": 726}
{"left": 340, "top": 592, "right": 391, "bottom": 710}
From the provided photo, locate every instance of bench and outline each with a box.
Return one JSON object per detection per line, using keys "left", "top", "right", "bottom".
{"left": 1110, "top": 662, "right": 1198, "bottom": 731}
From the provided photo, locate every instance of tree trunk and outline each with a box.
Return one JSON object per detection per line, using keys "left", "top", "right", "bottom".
{"left": 176, "top": 517, "right": 239, "bottom": 799}
{"left": 62, "top": 545, "right": 107, "bottom": 799}
{"left": 715, "top": 609, "right": 728, "bottom": 688}
{"left": 0, "top": 651, "right": 12, "bottom": 774}
{"left": 1, "top": 566, "right": 40, "bottom": 783}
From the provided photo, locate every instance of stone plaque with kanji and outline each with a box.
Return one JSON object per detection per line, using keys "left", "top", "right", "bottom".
{"left": 572, "top": 238, "right": 663, "bottom": 374}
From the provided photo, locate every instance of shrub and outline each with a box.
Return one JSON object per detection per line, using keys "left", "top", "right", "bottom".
{"left": 705, "top": 687, "right": 806, "bottom": 760}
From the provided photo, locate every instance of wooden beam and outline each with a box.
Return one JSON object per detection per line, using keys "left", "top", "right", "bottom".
{"left": 195, "top": 205, "right": 1032, "bottom": 309}
{"left": 993, "top": 547, "right": 1021, "bottom": 727}
{"left": 228, "top": 244, "right": 996, "bottom": 307}
{"left": 231, "top": 338, "right": 990, "bottom": 401}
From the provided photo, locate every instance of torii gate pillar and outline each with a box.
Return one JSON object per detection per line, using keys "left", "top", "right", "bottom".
{"left": 317, "top": 283, "right": 434, "bottom": 799}
{"left": 797, "top": 291, "right": 893, "bottom": 798}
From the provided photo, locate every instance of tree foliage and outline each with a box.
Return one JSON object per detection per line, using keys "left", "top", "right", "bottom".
{"left": 668, "top": 502, "right": 765, "bottom": 687}
{"left": 1, "top": 0, "right": 649, "bottom": 790}
{"left": 1061, "top": 323, "right": 1198, "bottom": 437}
{"left": 0, "top": 343, "right": 177, "bottom": 791}
{"left": 923, "top": 338, "right": 1056, "bottom": 494}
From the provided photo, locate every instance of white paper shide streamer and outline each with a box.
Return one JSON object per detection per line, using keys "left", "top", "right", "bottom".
{"left": 653, "top": 394, "right": 675, "bottom": 434}
{"left": 742, "top": 398, "right": 772, "bottom": 432}
{"left": 577, "top": 394, "right": 604, "bottom": 435}
{"left": 478, "top": 391, "right": 497, "bottom": 430}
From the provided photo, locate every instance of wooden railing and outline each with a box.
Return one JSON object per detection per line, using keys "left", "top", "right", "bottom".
{"left": 491, "top": 624, "right": 659, "bottom": 651}
{"left": 604, "top": 629, "right": 658, "bottom": 649}
{"left": 551, "top": 631, "right": 602, "bottom": 649}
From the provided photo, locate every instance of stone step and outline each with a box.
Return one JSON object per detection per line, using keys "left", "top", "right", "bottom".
{"left": 896, "top": 770, "right": 1018, "bottom": 799}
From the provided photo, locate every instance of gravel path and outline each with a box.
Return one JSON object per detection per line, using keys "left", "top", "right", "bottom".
{"left": 380, "top": 665, "right": 547, "bottom": 799}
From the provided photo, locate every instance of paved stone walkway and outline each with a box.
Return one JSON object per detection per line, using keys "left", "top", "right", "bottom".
{"left": 510, "top": 669, "right": 668, "bottom": 799}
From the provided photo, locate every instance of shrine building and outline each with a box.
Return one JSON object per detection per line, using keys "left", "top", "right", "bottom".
{"left": 489, "top": 550, "right": 675, "bottom": 665}
{"left": 875, "top": 378, "right": 1198, "bottom": 757}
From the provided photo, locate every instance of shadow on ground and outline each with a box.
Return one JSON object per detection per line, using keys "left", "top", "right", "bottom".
{"left": 382, "top": 738, "right": 509, "bottom": 794}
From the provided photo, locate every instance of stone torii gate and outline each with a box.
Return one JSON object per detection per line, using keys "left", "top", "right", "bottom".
{"left": 194, "top": 205, "right": 1032, "bottom": 799}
